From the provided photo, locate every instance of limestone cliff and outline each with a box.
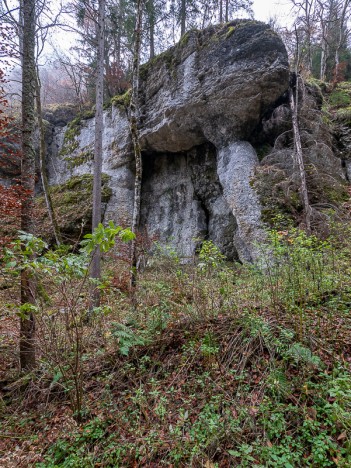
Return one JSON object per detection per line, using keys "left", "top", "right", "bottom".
{"left": 43, "top": 20, "right": 290, "bottom": 261}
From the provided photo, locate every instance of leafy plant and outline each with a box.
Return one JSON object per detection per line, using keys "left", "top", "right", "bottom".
{"left": 111, "top": 322, "right": 146, "bottom": 356}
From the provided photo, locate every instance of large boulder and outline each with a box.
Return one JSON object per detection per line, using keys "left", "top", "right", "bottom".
{"left": 138, "top": 21, "right": 289, "bottom": 152}
{"left": 45, "top": 20, "right": 290, "bottom": 261}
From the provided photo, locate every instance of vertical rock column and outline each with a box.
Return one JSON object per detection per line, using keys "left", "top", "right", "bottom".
{"left": 216, "top": 141, "right": 265, "bottom": 262}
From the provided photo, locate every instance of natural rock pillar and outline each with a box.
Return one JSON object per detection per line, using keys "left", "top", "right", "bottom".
{"left": 216, "top": 141, "right": 265, "bottom": 262}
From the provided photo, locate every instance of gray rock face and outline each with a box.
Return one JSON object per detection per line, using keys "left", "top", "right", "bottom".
{"left": 141, "top": 145, "right": 238, "bottom": 260}
{"left": 217, "top": 142, "right": 265, "bottom": 261}
{"left": 346, "top": 161, "right": 351, "bottom": 182}
{"left": 45, "top": 20, "right": 290, "bottom": 261}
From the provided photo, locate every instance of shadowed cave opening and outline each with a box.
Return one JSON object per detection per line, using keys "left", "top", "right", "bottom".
{"left": 140, "top": 142, "right": 239, "bottom": 261}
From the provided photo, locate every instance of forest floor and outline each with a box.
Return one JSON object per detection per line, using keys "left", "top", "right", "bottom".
{"left": 1, "top": 228, "right": 351, "bottom": 467}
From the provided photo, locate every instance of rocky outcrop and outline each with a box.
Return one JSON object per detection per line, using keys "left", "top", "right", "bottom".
{"left": 44, "top": 20, "right": 290, "bottom": 260}
{"left": 254, "top": 80, "right": 349, "bottom": 231}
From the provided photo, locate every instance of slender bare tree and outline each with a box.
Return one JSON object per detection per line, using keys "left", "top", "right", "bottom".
{"left": 334, "top": 0, "right": 351, "bottom": 80}
{"left": 289, "top": 85, "right": 312, "bottom": 233}
{"left": 20, "top": 0, "right": 37, "bottom": 370}
{"left": 129, "top": 0, "right": 143, "bottom": 287}
{"left": 90, "top": 0, "right": 105, "bottom": 308}
{"left": 290, "top": 0, "right": 317, "bottom": 74}
{"left": 290, "top": 28, "right": 312, "bottom": 233}
{"left": 35, "top": 70, "right": 62, "bottom": 246}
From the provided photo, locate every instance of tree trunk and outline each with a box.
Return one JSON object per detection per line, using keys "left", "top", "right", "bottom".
{"left": 219, "top": 0, "right": 223, "bottom": 23}
{"left": 334, "top": 0, "right": 350, "bottom": 82}
{"left": 146, "top": 0, "right": 155, "bottom": 59}
{"left": 320, "top": 37, "right": 328, "bottom": 81}
{"left": 180, "top": 0, "right": 186, "bottom": 36}
{"left": 150, "top": 16, "right": 155, "bottom": 59}
{"left": 116, "top": 9, "right": 122, "bottom": 67}
{"left": 20, "top": 0, "right": 37, "bottom": 371}
{"left": 91, "top": 0, "right": 105, "bottom": 308}
{"left": 129, "top": 0, "right": 143, "bottom": 288}
{"left": 225, "top": 0, "right": 229, "bottom": 22}
{"left": 289, "top": 85, "right": 312, "bottom": 234}
{"left": 35, "top": 71, "right": 62, "bottom": 246}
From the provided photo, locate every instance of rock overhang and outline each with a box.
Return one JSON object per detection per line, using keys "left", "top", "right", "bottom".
{"left": 138, "top": 20, "right": 290, "bottom": 153}
{"left": 44, "top": 20, "right": 291, "bottom": 262}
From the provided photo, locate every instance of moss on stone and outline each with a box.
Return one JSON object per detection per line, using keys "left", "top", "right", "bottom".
{"left": 179, "top": 29, "right": 197, "bottom": 47}
{"left": 111, "top": 89, "right": 132, "bottom": 108}
{"left": 59, "top": 116, "right": 82, "bottom": 157}
{"left": 334, "top": 106, "right": 351, "bottom": 124}
{"left": 81, "top": 109, "right": 95, "bottom": 120}
{"left": 65, "top": 149, "right": 94, "bottom": 169}
{"left": 42, "top": 103, "right": 80, "bottom": 126}
{"left": 253, "top": 165, "right": 298, "bottom": 228}
{"left": 140, "top": 48, "right": 178, "bottom": 80}
{"left": 35, "top": 173, "right": 112, "bottom": 243}
{"left": 323, "top": 184, "right": 349, "bottom": 204}
{"left": 139, "top": 29, "right": 201, "bottom": 81}
{"left": 139, "top": 21, "right": 263, "bottom": 84}
{"left": 225, "top": 26, "right": 236, "bottom": 39}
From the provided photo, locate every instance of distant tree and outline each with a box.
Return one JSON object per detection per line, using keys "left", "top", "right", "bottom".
{"left": 290, "top": 0, "right": 318, "bottom": 74}
{"left": 71, "top": 0, "right": 133, "bottom": 101}
{"left": 289, "top": 0, "right": 351, "bottom": 81}
{"left": 332, "top": 0, "right": 351, "bottom": 81}
{"left": 145, "top": 0, "right": 156, "bottom": 58}
{"left": 39, "top": 60, "right": 86, "bottom": 107}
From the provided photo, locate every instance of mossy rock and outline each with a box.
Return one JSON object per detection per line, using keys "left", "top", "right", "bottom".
{"left": 334, "top": 106, "right": 351, "bottom": 124}
{"left": 42, "top": 103, "right": 80, "bottom": 126}
{"left": 59, "top": 109, "right": 96, "bottom": 159}
{"left": 254, "top": 165, "right": 300, "bottom": 228}
{"left": 35, "top": 174, "right": 112, "bottom": 244}
{"left": 81, "top": 109, "right": 95, "bottom": 120}
{"left": 111, "top": 89, "right": 132, "bottom": 109}
{"left": 139, "top": 20, "right": 265, "bottom": 84}
{"left": 65, "top": 149, "right": 94, "bottom": 169}
{"left": 59, "top": 117, "right": 83, "bottom": 158}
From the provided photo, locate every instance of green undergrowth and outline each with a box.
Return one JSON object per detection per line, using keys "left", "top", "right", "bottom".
{"left": 1, "top": 228, "right": 351, "bottom": 466}
{"left": 37, "top": 359, "right": 351, "bottom": 467}
{"left": 327, "top": 81, "right": 351, "bottom": 123}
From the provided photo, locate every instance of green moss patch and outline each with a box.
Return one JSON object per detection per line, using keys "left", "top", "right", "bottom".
{"left": 139, "top": 20, "right": 263, "bottom": 83}
{"left": 335, "top": 106, "right": 351, "bottom": 124}
{"left": 111, "top": 89, "right": 132, "bottom": 109}
{"left": 35, "top": 174, "right": 112, "bottom": 243}
{"left": 59, "top": 117, "right": 83, "bottom": 158}
{"left": 65, "top": 148, "right": 94, "bottom": 169}
{"left": 329, "top": 88, "right": 351, "bottom": 108}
